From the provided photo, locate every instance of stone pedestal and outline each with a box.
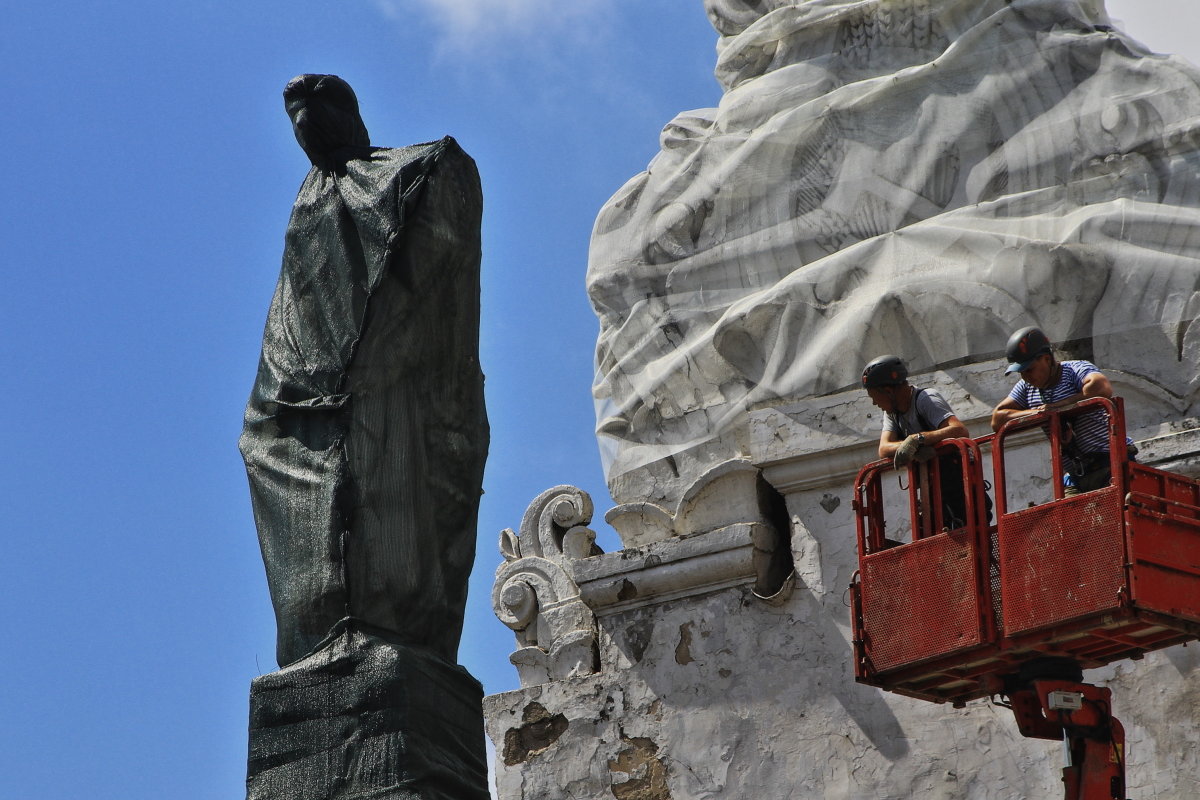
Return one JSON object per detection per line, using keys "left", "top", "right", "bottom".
{"left": 247, "top": 623, "right": 489, "bottom": 800}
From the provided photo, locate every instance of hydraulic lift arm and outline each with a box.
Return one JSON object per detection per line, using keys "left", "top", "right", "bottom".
{"left": 1003, "top": 676, "right": 1127, "bottom": 800}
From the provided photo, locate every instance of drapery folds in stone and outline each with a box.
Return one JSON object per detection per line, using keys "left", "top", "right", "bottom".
{"left": 588, "top": 0, "right": 1200, "bottom": 505}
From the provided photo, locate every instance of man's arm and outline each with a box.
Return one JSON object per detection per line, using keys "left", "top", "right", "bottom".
{"left": 991, "top": 371, "right": 1113, "bottom": 431}
{"left": 880, "top": 414, "right": 968, "bottom": 460}
{"left": 991, "top": 396, "right": 1032, "bottom": 431}
{"left": 928, "top": 414, "right": 969, "bottom": 444}
{"left": 878, "top": 428, "right": 902, "bottom": 460}
{"left": 1044, "top": 370, "right": 1113, "bottom": 410}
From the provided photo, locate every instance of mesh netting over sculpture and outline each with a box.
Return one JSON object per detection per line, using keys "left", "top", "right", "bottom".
{"left": 587, "top": 0, "right": 1200, "bottom": 501}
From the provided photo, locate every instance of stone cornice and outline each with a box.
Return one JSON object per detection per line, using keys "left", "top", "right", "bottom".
{"left": 752, "top": 408, "right": 1200, "bottom": 495}
{"left": 573, "top": 524, "right": 759, "bottom": 616}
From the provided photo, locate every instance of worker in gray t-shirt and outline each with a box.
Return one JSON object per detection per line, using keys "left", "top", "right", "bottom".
{"left": 862, "top": 354, "right": 973, "bottom": 530}
{"left": 862, "top": 355, "right": 968, "bottom": 467}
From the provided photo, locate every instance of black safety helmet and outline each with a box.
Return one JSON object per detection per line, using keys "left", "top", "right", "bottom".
{"left": 1004, "top": 326, "right": 1053, "bottom": 374}
{"left": 862, "top": 355, "right": 908, "bottom": 388}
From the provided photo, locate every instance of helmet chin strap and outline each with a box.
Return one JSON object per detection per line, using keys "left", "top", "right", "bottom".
{"left": 1034, "top": 355, "right": 1060, "bottom": 390}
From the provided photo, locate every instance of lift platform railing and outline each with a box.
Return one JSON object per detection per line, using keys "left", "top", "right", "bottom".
{"left": 991, "top": 395, "right": 1127, "bottom": 515}
{"left": 851, "top": 396, "right": 1200, "bottom": 706}
{"left": 851, "top": 438, "right": 999, "bottom": 699}
{"left": 991, "top": 397, "right": 1131, "bottom": 645}
{"left": 994, "top": 397, "right": 1200, "bottom": 653}
{"left": 852, "top": 397, "right": 1200, "bottom": 798}
{"left": 854, "top": 436, "right": 991, "bottom": 555}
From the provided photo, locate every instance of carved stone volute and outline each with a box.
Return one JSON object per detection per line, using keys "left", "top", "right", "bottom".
{"left": 493, "top": 486, "right": 602, "bottom": 687}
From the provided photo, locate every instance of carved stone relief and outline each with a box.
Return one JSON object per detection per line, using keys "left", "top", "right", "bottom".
{"left": 493, "top": 486, "right": 602, "bottom": 687}
{"left": 588, "top": 0, "right": 1200, "bottom": 505}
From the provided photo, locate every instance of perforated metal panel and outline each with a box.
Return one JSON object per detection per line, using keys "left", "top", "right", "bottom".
{"left": 1000, "top": 487, "right": 1126, "bottom": 636}
{"left": 852, "top": 412, "right": 1200, "bottom": 703}
{"left": 860, "top": 531, "right": 984, "bottom": 673}
{"left": 1129, "top": 508, "right": 1200, "bottom": 622}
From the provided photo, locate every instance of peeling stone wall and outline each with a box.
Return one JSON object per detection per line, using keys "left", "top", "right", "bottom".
{"left": 484, "top": 397, "right": 1200, "bottom": 797}
{"left": 486, "top": 559, "right": 1199, "bottom": 799}
{"left": 486, "top": 588, "right": 1070, "bottom": 799}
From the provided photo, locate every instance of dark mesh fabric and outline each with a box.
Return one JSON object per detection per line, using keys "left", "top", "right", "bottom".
{"left": 239, "top": 135, "right": 487, "bottom": 668}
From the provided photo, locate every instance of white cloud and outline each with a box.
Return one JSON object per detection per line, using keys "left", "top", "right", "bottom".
{"left": 370, "top": 0, "right": 611, "bottom": 54}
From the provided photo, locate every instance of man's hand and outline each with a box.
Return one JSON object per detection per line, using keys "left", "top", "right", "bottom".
{"left": 914, "top": 444, "right": 937, "bottom": 463}
{"left": 894, "top": 434, "right": 922, "bottom": 468}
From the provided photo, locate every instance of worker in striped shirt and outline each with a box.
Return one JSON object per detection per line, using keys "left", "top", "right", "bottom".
{"left": 991, "top": 326, "right": 1133, "bottom": 496}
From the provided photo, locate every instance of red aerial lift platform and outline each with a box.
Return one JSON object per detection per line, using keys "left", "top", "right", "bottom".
{"left": 850, "top": 397, "right": 1200, "bottom": 705}
{"left": 848, "top": 397, "right": 1200, "bottom": 798}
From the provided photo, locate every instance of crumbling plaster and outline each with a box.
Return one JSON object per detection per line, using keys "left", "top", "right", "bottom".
{"left": 485, "top": 369, "right": 1200, "bottom": 798}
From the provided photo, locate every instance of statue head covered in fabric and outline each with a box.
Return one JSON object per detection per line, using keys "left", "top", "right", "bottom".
{"left": 283, "top": 73, "right": 372, "bottom": 170}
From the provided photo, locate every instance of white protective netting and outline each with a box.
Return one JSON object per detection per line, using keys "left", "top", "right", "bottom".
{"left": 587, "top": 0, "right": 1200, "bottom": 498}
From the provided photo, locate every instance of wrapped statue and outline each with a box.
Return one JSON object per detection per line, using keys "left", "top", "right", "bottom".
{"left": 240, "top": 74, "right": 488, "bottom": 668}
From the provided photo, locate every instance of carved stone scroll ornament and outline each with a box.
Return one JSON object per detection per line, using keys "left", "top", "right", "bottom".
{"left": 493, "top": 487, "right": 603, "bottom": 687}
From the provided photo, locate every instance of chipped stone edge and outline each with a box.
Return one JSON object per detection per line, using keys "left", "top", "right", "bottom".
{"left": 571, "top": 523, "right": 760, "bottom": 616}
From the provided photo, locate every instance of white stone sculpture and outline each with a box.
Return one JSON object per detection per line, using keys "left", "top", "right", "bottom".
{"left": 487, "top": 4, "right": 1200, "bottom": 797}
{"left": 493, "top": 486, "right": 602, "bottom": 687}
{"left": 588, "top": 0, "right": 1200, "bottom": 508}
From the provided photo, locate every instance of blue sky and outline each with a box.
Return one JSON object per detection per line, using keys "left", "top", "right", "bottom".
{"left": 1, "top": 1, "right": 1195, "bottom": 798}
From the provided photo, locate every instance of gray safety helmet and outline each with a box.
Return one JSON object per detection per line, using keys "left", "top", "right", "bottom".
{"left": 1004, "top": 326, "right": 1053, "bottom": 374}
{"left": 862, "top": 355, "right": 908, "bottom": 388}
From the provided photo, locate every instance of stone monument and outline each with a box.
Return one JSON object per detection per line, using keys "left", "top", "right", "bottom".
{"left": 239, "top": 74, "right": 489, "bottom": 800}
{"left": 588, "top": 0, "right": 1200, "bottom": 508}
{"left": 485, "top": 2, "right": 1200, "bottom": 797}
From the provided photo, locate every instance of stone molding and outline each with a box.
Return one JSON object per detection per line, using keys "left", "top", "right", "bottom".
{"left": 573, "top": 523, "right": 761, "bottom": 616}
{"left": 603, "top": 459, "right": 769, "bottom": 547}
{"left": 1135, "top": 426, "right": 1200, "bottom": 477}
{"left": 493, "top": 464, "right": 797, "bottom": 685}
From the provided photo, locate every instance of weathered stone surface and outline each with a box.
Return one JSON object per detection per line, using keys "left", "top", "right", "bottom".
{"left": 501, "top": 702, "right": 569, "bottom": 766}
{"left": 486, "top": 372, "right": 1200, "bottom": 797}
{"left": 247, "top": 624, "right": 489, "bottom": 800}
{"left": 587, "top": 0, "right": 1200, "bottom": 509}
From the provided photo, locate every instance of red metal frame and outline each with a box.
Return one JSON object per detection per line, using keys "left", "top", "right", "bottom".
{"left": 993, "top": 398, "right": 1200, "bottom": 663}
{"left": 850, "top": 397, "right": 1200, "bottom": 706}
{"left": 1005, "top": 679, "right": 1127, "bottom": 800}
{"left": 851, "top": 438, "right": 1004, "bottom": 704}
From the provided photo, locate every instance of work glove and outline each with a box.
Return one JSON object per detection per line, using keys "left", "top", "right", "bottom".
{"left": 893, "top": 434, "right": 921, "bottom": 469}
{"left": 914, "top": 444, "right": 937, "bottom": 463}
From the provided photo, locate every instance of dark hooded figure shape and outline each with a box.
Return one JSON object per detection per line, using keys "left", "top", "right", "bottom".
{"left": 284, "top": 73, "right": 371, "bottom": 169}
{"left": 239, "top": 74, "right": 488, "bottom": 668}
